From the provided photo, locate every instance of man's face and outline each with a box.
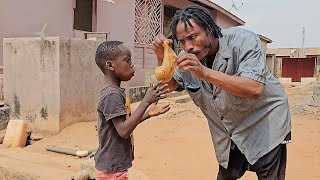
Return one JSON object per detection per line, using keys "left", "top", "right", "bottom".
{"left": 111, "top": 45, "right": 135, "bottom": 81}
{"left": 175, "top": 19, "right": 212, "bottom": 60}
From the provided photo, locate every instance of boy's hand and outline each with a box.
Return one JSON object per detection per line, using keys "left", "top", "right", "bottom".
{"left": 148, "top": 102, "right": 170, "bottom": 117}
{"left": 142, "top": 82, "right": 169, "bottom": 106}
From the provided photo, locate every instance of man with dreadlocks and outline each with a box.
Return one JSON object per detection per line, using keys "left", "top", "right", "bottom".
{"left": 153, "top": 5, "right": 291, "bottom": 180}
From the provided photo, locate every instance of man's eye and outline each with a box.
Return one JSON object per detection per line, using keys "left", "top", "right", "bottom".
{"left": 190, "top": 35, "right": 196, "bottom": 40}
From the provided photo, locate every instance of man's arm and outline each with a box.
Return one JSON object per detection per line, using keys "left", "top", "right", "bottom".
{"left": 176, "top": 53, "right": 264, "bottom": 99}
{"left": 202, "top": 67, "right": 264, "bottom": 99}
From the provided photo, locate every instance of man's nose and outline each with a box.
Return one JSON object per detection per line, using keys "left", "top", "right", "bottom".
{"left": 185, "top": 42, "right": 194, "bottom": 53}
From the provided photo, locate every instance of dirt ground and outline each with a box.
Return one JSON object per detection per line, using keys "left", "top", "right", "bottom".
{"left": 0, "top": 82, "right": 319, "bottom": 180}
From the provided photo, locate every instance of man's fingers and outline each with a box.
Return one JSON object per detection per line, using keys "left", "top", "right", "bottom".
{"left": 181, "top": 64, "right": 201, "bottom": 73}
{"left": 154, "top": 36, "right": 164, "bottom": 47}
{"left": 152, "top": 41, "right": 162, "bottom": 49}
{"left": 167, "top": 39, "right": 173, "bottom": 46}
{"left": 177, "top": 59, "right": 197, "bottom": 68}
{"left": 175, "top": 53, "right": 197, "bottom": 65}
{"left": 158, "top": 34, "right": 167, "bottom": 41}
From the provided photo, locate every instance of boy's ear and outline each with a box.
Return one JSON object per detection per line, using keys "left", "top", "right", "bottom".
{"left": 106, "top": 61, "right": 114, "bottom": 71}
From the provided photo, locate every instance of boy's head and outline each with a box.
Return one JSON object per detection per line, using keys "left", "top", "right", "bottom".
{"left": 95, "top": 41, "right": 135, "bottom": 81}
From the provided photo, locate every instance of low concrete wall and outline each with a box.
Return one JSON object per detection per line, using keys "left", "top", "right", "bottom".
{"left": 278, "top": 78, "right": 292, "bottom": 84}
{"left": 129, "top": 86, "right": 148, "bottom": 103}
{"left": 278, "top": 77, "right": 317, "bottom": 84}
{"left": 301, "top": 77, "right": 317, "bottom": 84}
{"left": 0, "top": 73, "right": 3, "bottom": 101}
{"left": 3, "top": 37, "right": 104, "bottom": 134}
{"left": 309, "top": 82, "right": 320, "bottom": 107}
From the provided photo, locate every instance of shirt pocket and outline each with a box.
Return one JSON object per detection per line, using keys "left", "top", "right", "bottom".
{"left": 185, "top": 83, "right": 209, "bottom": 112}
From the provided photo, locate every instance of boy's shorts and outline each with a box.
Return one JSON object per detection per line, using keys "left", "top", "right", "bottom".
{"left": 96, "top": 169, "right": 128, "bottom": 180}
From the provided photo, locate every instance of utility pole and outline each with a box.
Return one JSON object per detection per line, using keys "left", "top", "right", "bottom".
{"left": 302, "top": 26, "right": 305, "bottom": 47}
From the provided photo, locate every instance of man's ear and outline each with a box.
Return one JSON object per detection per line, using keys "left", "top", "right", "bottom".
{"left": 106, "top": 61, "right": 114, "bottom": 71}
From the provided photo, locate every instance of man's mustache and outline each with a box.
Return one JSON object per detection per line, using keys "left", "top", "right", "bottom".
{"left": 188, "top": 43, "right": 212, "bottom": 55}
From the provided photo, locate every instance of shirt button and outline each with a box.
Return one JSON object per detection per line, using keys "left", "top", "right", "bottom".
{"left": 212, "top": 95, "right": 217, "bottom": 100}
{"left": 220, "top": 116, "right": 224, "bottom": 121}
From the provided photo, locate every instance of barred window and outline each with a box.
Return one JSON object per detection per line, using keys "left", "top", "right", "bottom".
{"left": 134, "top": 0, "right": 162, "bottom": 45}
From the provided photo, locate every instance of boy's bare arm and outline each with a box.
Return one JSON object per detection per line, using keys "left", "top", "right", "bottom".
{"left": 112, "top": 82, "right": 169, "bottom": 139}
{"left": 112, "top": 101, "right": 150, "bottom": 139}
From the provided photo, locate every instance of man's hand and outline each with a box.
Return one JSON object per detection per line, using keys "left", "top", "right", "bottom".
{"left": 148, "top": 102, "right": 170, "bottom": 117}
{"left": 152, "top": 35, "right": 173, "bottom": 62}
{"left": 176, "top": 53, "right": 207, "bottom": 78}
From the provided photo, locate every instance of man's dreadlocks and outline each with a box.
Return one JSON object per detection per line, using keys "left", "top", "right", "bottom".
{"left": 170, "top": 5, "right": 223, "bottom": 41}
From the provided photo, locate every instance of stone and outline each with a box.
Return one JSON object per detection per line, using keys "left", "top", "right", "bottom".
{"left": 0, "top": 106, "right": 10, "bottom": 131}
{"left": 72, "top": 157, "right": 95, "bottom": 180}
{"left": 0, "top": 129, "right": 6, "bottom": 144}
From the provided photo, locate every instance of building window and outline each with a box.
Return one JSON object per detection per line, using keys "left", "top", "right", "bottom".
{"left": 164, "top": 5, "right": 181, "bottom": 54}
{"left": 73, "top": 0, "right": 94, "bottom": 32}
{"left": 134, "top": 0, "right": 162, "bottom": 45}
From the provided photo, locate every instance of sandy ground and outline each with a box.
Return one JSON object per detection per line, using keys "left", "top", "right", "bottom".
{"left": 0, "top": 82, "right": 319, "bottom": 180}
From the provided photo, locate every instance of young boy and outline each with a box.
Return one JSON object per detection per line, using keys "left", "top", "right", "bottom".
{"left": 94, "top": 41, "right": 170, "bottom": 180}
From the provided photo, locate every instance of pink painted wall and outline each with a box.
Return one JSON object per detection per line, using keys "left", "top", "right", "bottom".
{"left": 215, "top": 11, "right": 238, "bottom": 29}
{"left": 97, "top": 0, "right": 135, "bottom": 52}
{"left": 0, "top": 0, "right": 74, "bottom": 66}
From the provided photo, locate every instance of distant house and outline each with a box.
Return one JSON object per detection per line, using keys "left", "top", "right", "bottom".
{"left": 267, "top": 48, "right": 320, "bottom": 82}
{"left": 0, "top": 0, "right": 244, "bottom": 87}
{"left": 258, "top": 34, "right": 273, "bottom": 56}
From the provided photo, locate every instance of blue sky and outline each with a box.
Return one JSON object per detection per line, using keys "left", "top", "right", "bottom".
{"left": 212, "top": 0, "right": 320, "bottom": 48}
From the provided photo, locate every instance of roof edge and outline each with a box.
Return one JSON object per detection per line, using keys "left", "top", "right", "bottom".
{"left": 190, "top": 0, "right": 246, "bottom": 25}
{"left": 258, "top": 34, "right": 273, "bottom": 43}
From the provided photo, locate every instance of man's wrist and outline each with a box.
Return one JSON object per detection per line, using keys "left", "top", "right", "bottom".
{"left": 199, "top": 65, "right": 209, "bottom": 79}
